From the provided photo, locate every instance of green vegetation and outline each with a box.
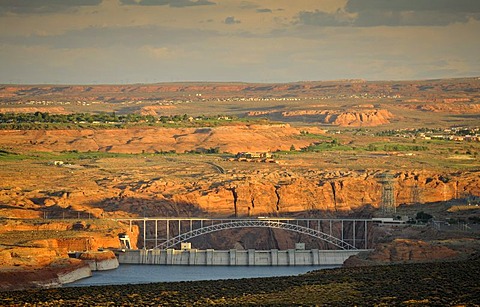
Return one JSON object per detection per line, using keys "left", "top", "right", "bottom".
{"left": 301, "top": 139, "right": 354, "bottom": 152}
{"left": 0, "top": 149, "right": 137, "bottom": 162}
{"left": 0, "top": 111, "right": 150, "bottom": 124}
{"left": 299, "top": 139, "right": 428, "bottom": 153}
{"left": 184, "top": 147, "right": 220, "bottom": 154}
{"left": 0, "top": 149, "right": 29, "bottom": 161}
{"left": 366, "top": 142, "right": 428, "bottom": 152}
{"left": 0, "top": 112, "right": 271, "bottom": 130}
{"left": 416, "top": 211, "right": 433, "bottom": 223}
{"left": 296, "top": 131, "right": 332, "bottom": 140}
{"left": 0, "top": 148, "right": 228, "bottom": 163}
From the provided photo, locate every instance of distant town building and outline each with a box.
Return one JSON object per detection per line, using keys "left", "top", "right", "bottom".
{"left": 235, "top": 152, "right": 273, "bottom": 159}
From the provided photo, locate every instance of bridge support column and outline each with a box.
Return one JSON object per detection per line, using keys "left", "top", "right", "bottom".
{"left": 312, "top": 249, "right": 319, "bottom": 265}
{"left": 288, "top": 249, "right": 295, "bottom": 266}
{"left": 229, "top": 249, "right": 236, "bottom": 266}
{"left": 248, "top": 249, "right": 255, "bottom": 266}
{"left": 271, "top": 249, "right": 278, "bottom": 266}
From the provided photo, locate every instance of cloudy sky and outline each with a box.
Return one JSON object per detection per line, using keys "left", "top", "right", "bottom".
{"left": 1, "top": 0, "right": 479, "bottom": 84}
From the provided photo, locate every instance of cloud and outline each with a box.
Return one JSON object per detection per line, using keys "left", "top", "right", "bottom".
{"left": 0, "top": 0, "right": 479, "bottom": 83}
{"left": 120, "top": 0, "right": 216, "bottom": 8}
{"left": 141, "top": 45, "right": 175, "bottom": 59}
{"left": 345, "top": 0, "right": 480, "bottom": 26}
{"left": 224, "top": 16, "right": 241, "bottom": 24}
{"left": 352, "top": 10, "right": 475, "bottom": 27}
{"left": 0, "top": 0, "right": 102, "bottom": 14}
{"left": 297, "top": 0, "right": 480, "bottom": 27}
{"left": 239, "top": 1, "right": 260, "bottom": 10}
{"left": 297, "top": 9, "right": 353, "bottom": 27}
{"left": 0, "top": 25, "right": 217, "bottom": 50}
{"left": 256, "top": 8, "right": 272, "bottom": 13}
{"left": 346, "top": 0, "right": 480, "bottom": 14}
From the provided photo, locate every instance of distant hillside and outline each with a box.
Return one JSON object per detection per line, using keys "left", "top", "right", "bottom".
{"left": 1, "top": 77, "right": 479, "bottom": 103}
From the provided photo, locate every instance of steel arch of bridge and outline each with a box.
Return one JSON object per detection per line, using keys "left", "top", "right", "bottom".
{"left": 155, "top": 220, "right": 357, "bottom": 250}
{"left": 114, "top": 217, "right": 372, "bottom": 250}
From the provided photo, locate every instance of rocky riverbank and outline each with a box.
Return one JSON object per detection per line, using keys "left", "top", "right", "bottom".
{"left": 77, "top": 250, "right": 119, "bottom": 271}
{"left": 0, "top": 251, "right": 118, "bottom": 291}
{"left": 0, "top": 258, "right": 91, "bottom": 291}
{"left": 1, "top": 257, "right": 479, "bottom": 306}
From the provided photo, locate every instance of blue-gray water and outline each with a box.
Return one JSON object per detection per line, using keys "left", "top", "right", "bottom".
{"left": 68, "top": 265, "right": 337, "bottom": 287}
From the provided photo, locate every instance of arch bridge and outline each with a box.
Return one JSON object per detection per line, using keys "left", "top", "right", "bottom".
{"left": 114, "top": 217, "right": 372, "bottom": 251}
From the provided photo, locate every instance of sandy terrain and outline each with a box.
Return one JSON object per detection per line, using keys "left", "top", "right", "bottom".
{"left": 0, "top": 124, "right": 320, "bottom": 154}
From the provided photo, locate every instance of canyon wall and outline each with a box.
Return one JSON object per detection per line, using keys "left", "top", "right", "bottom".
{"left": 4, "top": 169, "right": 475, "bottom": 220}
{"left": 1, "top": 167, "right": 478, "bottom": 251}
{"left": 167, "top": 170, "right": 479, "bottom": 217}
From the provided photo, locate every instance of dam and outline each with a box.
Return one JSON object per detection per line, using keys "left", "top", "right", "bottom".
{"left": 116, "top": 247, "right": 366, "bottom": 266}
{"left": 114, "top": 217, "right": 372, "bottom": 266}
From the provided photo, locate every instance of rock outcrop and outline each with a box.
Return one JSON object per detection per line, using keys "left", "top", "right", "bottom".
{"left": 368, "top": 239, "right": 459, "bottom": 262}
{"left": 0, "top": 125, "right": 313, "bottom": 154}
{"left": 154, "top": 170, "right": 480, "bottom": 217}
{"left": 0, "top": 220, "right": 132, "bottom": 290}
{"left": 343, "top": 238, "right": 467, "bottom": 267}
{"left": 78, "top": 250, "right": 119, "bottom": 271}
{"left": 401, "top": 102, "right": 480, "bottom": 114}
{"left": 0, "top": 258, "right": 92, "bottom": 291}
{"left": 1, "top": 170, "right": 478, "bottom": 219}
{"left": 280, "top": 109, "right": 394, "bottom": 126}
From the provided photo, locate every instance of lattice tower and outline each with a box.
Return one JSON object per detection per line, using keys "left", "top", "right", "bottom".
{"left": 411, "top": 184, "right": 422, "bottom": 204}
{"left": 378, "top": 172, "right": 396, "bottom": 216}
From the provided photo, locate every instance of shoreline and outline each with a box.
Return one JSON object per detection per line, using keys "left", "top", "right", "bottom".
{"left": 1, "top": 258, "right": 479, "bottom": 305}
{"left": 0, "top": 251, "right": 119, "bottom": 291}
{"left": 0, "top": 259, "right": 92, "bottom": 291}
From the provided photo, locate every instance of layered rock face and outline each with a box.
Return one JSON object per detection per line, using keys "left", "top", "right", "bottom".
{"left": 3, "top": 169, "right": 475, "bottom": 220}
{"left": 78, "top": 250, "right": 119, "bottom": 271}
{"left": 1, "top": 163, "right": 478, "bottom": 271}
{"left": 400, "top": 102, "right": 480, "bottom": 114}
{"left": 280, "top": 109, "right": 394, "bottom": 127}
{"left": 343, "top": 238, "right": 468, "bottom": 267}
{"left": 245, "top": 109, "right": 394, "bottom": 127}
{"left": 367, "top": 239, "right": 459, "bottom": 262}
{"left": 148, "top": 170, "right": 480, "bottom": 217}
{"left": 0, "top": 258, "right": 92, "bottom": 291}
{"left": 0, "top": 220, "right": 136, "bottom": 290}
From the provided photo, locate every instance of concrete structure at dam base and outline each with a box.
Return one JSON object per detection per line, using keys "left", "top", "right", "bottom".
{"left": 116, "top": 247, "right": 365, "bottom": 266}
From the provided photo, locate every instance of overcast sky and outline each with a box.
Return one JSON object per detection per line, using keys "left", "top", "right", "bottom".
{"left": 1, "top": 0, "right": 479, "bottom": 84}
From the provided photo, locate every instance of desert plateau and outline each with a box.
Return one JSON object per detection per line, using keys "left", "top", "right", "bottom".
{"left": 0, "top": 78, "right": 479, "bottom": 304}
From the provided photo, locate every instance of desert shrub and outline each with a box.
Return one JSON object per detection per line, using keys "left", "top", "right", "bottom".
{"left": 416, "top": 211, "right": 433, "bottom": 222}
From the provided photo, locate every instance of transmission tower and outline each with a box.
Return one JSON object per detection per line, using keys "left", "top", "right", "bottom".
{"left": 411, "top": 184, "right": 422, "bottom": 204}
{"left": 377, "top": 172, "right": 396, "bottom": 216}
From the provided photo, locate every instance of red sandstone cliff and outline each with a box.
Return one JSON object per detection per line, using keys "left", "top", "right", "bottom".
{"left": 2, "top": 169, "right": 476, "bottom": 220}
{"left": 280, "top": 109, "right": 394, "bottom": 127}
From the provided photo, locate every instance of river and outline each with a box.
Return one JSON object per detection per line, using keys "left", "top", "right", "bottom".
{"left": 67, "top": 265, "right": 338, "bottom": 287}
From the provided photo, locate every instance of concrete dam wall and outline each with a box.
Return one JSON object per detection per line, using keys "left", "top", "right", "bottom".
{"left": 117, "top": 249, "right": 364, "bottom": 266}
